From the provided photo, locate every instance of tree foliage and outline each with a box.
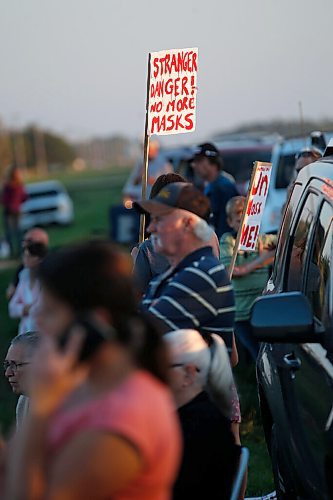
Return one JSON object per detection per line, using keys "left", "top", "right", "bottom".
{"left": 0, "top": 125, "right": 76, "bottom": 177}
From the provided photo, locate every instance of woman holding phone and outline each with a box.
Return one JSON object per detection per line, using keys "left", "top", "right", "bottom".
{"left": 6, "top": 241, "right": 181, "bottom": 500}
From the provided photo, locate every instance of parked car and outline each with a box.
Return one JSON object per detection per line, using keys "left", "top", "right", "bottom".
{"left": 215, "top": 133, "right": 277, "bottom": 194}
{"left": 251, "top": 145, "right": 333, "bottom": 499}
{"left": 20, "top": 180, "right": 74, "bottom": 230}
{"left": 261, "top": 132, "right": 333, "bottom": 234}
{"left": 176, "top": 133, "right": 277, "bottom": 193}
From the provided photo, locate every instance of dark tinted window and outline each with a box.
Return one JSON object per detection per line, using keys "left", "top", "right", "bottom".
{"left": 304, "top": 202, "right": 332, "bottom": 324}
{"left": 275, "top": 154, "right": 296, "bottom": 189}
{"left": 273, "top": 183, "right": 302, "bottom": 282}
{"left": 286, "top": 192, "right": 319, "bottom": 291}
{"left": 222, "top": 150, "right": 272, "bottom": 183}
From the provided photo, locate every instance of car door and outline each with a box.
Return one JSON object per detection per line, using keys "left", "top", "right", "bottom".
{"left": 278, "top": 195, "right": 333, "bottom": 498}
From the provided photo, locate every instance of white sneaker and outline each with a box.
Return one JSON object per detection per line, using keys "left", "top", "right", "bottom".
{"left": 245, "top": 492, "right": 277, "bottom": 500}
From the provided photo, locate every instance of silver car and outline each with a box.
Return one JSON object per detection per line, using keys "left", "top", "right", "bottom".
{"left": 20, "top": 180, "right": 74, "bottom": 230}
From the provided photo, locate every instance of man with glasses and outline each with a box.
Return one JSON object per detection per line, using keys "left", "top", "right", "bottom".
{"left": 4, "top": 332, "right": 40, "bottom": 427}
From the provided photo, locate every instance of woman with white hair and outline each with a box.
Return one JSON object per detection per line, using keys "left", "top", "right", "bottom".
{"left": 164, "top": 329, "right": 240, "bottom": 500}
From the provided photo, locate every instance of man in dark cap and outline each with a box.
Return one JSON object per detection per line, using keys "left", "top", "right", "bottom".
{"left": 192, "top": 143, "right": 238, "bottom": 238}
{"left": 134, "top": 182, "right": 235, "bottom": 352}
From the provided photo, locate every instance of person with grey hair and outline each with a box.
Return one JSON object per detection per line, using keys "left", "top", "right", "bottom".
{"left": 132, "top": 172, "right": 187, "bottom": 295}
{"left": 164, "top": 329, "right": 240, "bottom": 500}
{"left": 134, "top": 182, "right": 236, "bottom": 354}
{"left": 4, "top": 332, "right": 40, "bottom": 427}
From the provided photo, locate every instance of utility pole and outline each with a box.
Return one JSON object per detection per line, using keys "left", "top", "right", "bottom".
{"left": 13, "top": 130, "right": 27, "bottom": 174}
{"left": 33, "top": 126, "right": 48, "bottom": 176}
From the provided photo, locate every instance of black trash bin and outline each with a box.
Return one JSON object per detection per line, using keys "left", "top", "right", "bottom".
{"left": 109, "top": 204, "right": 140, "bottom": 244}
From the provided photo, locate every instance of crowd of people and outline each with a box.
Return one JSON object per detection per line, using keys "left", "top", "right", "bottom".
{"left": 0, "top": 138, "right": 323, "bottom": 499}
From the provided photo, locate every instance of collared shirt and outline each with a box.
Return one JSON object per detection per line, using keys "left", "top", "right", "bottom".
{"left": 220, "top": 232, "right": 277, "bottom": 321}
{"left": 141, "top": 247, "right": 235, "bottom": 350}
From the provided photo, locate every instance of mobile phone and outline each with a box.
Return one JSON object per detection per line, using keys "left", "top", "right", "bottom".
{"left": 58, "top": 314, "right": 117, "bottom": 362}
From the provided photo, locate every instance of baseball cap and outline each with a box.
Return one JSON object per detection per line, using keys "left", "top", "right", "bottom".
{"left": 192, "top": 142, "right": 220, "bottom": 160}
{"left": 133, "top": 182, "right": 211, "bottom": 220}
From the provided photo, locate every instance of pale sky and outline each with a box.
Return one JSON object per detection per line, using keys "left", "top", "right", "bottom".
{"left": 1, "top": 0, "right": 332, "bottom": 145}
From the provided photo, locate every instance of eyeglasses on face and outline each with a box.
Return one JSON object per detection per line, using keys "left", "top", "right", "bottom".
{"left": 169, "top": 363, "right": 201, "bottom": 372}
{"left": 3, "top": 361, "right": 30, "bottom": 372}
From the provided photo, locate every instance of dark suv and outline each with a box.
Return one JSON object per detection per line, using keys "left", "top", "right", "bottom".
{"left": 251, "top": 151, "right": 333, "bottom": 499}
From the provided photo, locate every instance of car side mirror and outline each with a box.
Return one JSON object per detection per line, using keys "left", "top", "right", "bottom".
{"left": 250, "top": 292, "right": 322, "bottom": 343}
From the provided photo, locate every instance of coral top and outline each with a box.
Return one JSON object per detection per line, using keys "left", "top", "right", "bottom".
{"left": 48, "top": 370, "right": 181, "bottom": 500}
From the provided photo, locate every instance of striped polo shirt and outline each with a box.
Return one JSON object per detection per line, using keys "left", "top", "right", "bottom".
{"left": 140, "top": 246, "right": 235, "bottom": 350}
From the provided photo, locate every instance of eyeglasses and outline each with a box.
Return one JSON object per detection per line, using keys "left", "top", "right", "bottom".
{"left": 169, "top": 363, "right": 201, "bottom": 372}
{"left": 3, "top": 361, "right": 30, "bottom": 372}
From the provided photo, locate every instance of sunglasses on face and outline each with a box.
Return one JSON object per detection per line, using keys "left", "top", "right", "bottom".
{"left": 24, "top": 242, "right": 47, "bottom": 258}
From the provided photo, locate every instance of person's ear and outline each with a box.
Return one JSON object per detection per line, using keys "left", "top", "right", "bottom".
{"left": 183, "top": 216, "right": 194, "bottom": 232}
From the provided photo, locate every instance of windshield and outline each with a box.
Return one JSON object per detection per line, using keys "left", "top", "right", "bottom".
{"left": 27, "top": 189, "right": 62, "bottom": 199}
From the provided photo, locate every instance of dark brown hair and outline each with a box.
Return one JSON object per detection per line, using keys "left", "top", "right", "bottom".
{"left": 150, "top": 172, "right": 186, "bottom": 199}
{"left": 38, "top": 241, "right": 168, "bottom": 382}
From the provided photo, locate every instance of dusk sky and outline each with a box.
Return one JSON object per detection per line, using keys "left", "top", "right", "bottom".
{"left": 1, "top": 0, "right": 332, "bottom": 145}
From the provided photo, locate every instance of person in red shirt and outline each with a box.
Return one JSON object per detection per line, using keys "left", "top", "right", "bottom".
{"left": 1, "top": 165, "right": 27, "bottom": 257}
{"left": 6, "top": 241, "right": 181, "bottom": 500}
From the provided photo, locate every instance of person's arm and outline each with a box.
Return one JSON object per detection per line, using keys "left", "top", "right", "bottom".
{"left": 212, "top": 183, "right": 238, "bottom": 238}
{"left": 132, "top": 245, "right": 153, "bottom": 296}
{"left": 8, "top": 281, "right": 25, "bottom": 318}
{"left": 232, "top": 249, "right": 275, "bottom": 277}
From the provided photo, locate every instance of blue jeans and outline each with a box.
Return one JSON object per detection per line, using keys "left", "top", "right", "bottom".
{"left": 235, "top": 320, "right": 259, "bottom": 361}
{"left": 3, "top": 212, "right": 22, "bottom": 257}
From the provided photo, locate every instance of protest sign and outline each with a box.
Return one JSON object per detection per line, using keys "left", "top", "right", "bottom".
{"left": 139, "top": 47, "right": 198, "bottom": 242}
{"left": 228, "top": 161, "right": 272, "bottom": 278}
{"left": 148, "top": 47, "right": 198, "bottom": 136}
{"left": 239, "top": 162, "right": 272, "bottom": 250}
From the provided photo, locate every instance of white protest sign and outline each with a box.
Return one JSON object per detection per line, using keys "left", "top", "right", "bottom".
{"left": 148, "top": 47, "right": 198, "bottom": 136}
{"left": 239, "top": 162, "right": 272, "bottom": 251}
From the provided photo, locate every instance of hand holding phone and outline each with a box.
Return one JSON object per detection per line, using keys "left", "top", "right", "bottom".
{"left": 58, "top": 314, "right": 117, "bottom": 362}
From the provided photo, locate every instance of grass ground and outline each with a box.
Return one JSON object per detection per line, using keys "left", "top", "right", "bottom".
{"left": 0, "top": 166, "right": 274, "bottom": 496}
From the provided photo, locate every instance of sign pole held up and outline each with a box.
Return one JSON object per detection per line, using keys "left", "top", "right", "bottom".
{"left": 139, "top": 47, "right": 198, "bottom": 242}
{"left": 139, "top": 53, "right": 152, "bottom": 243}
{"left": 228, "top": 161, "right": 272, "bottom": 280}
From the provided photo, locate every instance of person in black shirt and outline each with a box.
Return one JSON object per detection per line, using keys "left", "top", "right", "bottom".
{"left": 164, "top": 329, "right": 240, "bottom": 500}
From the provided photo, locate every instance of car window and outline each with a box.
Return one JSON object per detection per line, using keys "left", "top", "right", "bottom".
{"left": 275, "top": 153, "right": 296, "bottom": 189}
{"left": 286, "top": 192, "right": 319, "bottom": 291}
{"left": 27, "top": 189, "right": 61, "bottom": 199}
{"left": 272, "top": 183, "right": 302, "bottom": 282}
{"left": 223, "top": 150, "right": 272, "bottom": 183}
{"left": 304, "top": 202, "right": 333, "bottom": 325}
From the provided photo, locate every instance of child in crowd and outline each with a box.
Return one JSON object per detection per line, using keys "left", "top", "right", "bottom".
{"left": 220, "top": 196, "right": 277, "bottom": 361}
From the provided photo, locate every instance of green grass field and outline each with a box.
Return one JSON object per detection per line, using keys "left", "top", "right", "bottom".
{"left": 0, "top": 166, "right": 274, "bottom": 496}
